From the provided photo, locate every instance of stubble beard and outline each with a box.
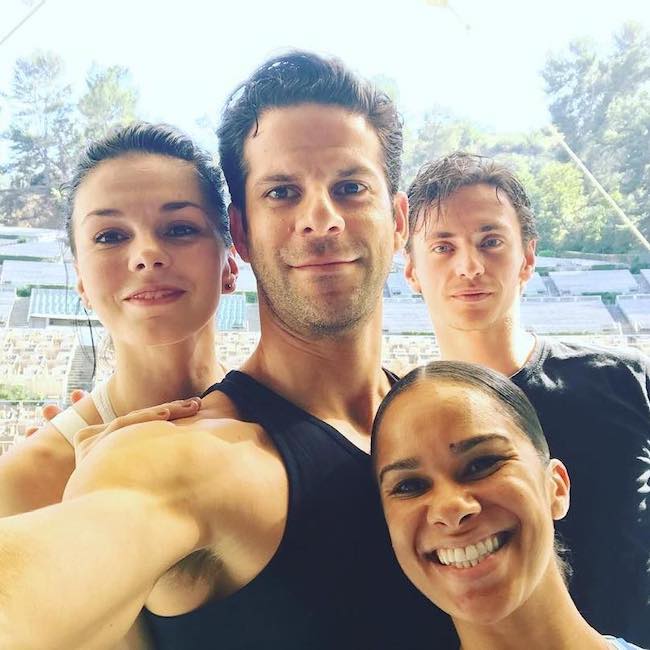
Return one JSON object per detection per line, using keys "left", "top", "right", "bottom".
{"left": 249, "top": 239, "right": 392, "bottom": 339}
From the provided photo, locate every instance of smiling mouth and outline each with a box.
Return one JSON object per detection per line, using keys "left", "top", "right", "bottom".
{"left": 427, "top": 531, "right": 512, "bottom": 569}
{"left": 126, "top": 289, "right": 184, "bottom": 301}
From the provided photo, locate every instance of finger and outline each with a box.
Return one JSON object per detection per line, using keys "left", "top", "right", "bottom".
{"left": 42, "top": 404, "right": 62, "bottom": 421}
{"left": 164, "top": 397, "right": 201, "bottom": 421}
{"left": 70, "top": 390, "right": 86, "bottom": 404}
{"left": 24, "top": 426, "right": 39, "bottom": 437}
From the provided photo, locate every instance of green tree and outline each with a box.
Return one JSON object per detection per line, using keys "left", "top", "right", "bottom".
{"left": 78, "top": 64, "right": 138, "bottom": 142}
{"left": 0, "top": 51, "right": 79, "bottom": 228}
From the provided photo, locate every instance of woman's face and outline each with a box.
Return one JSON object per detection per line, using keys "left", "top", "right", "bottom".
{"left": 375, "top": 379, "right": 569, "bottom": 625}
{"left": 73, "top": 153, "right": 232, "bottom": 347}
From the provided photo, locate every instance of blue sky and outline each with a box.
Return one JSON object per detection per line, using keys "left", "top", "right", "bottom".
{"left": 2, "top": 0, "right": 650, "bottom": 151}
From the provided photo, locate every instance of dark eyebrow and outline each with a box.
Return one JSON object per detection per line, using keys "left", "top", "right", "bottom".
{"left": 161, "top": 201, "right": 204, "bottom": 212}
{"left": 255, "top": 173, "right": 298, "bottom": 187}
{"left": 429, "top": 223, "right": 503, "bottom": 239}
{"left": 336, "top": 165, "right": 375, "bottom": 179}
{"left": 83, "top": 201, "right": 203, "bottom": 221}
{"left": 378, "top": 457, "right": 420, "bottom": 485}
{"left": 449, "top": 434, "right": 510, "bottom": 454}
{"left": 83, "top": 208, "right": 123, "bottom": 220}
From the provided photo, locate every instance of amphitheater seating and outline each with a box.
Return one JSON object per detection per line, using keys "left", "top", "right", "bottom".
{"left": 523, "top": 272, "right": 547, "bottom": 296}
{"left": 0, "top": 290, "right": 15, "bottom": 325}
{"left": 385, "top": 271, "right": 414, "bottom": 297}
{"left": 521, "top": 296, "right": 617, "bottom": 334}
{"left": 0, "top": 239, "right": 70, "bottom": 262}
{"left": 617, "top": 294, "right": 650, "bottom": 332}
{"left": 382, "top": 299, "right": 431, "bottom": 334}
{"left": 28, "top": 288, "right": 99, "bottom": 322}
{"left": 550, "top": 270, "right": 638, "bottom": 295}
{"left": 1, "top": 260, "right": 76, "bottom": 288}
{"left": 216, "top": 294, "right": 247, "bottom": 330}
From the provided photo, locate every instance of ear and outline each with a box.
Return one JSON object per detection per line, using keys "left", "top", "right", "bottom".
{"left": 519, "top": 238, "right": 537, "bottom": 290}
{"left": 221, "top": 247, "right": 239, "bottom": 294}
{"left": 229, "top": 204, "right": 250, "bottom": 262}
{"left": 392, "top": 191, "right": 409, "bottom": 253}
{"left": 404, "top": 251, "right": 422, "bottom": 294}
{"left": 547, "top": 458, "right": 570, "bottom": 521}
{"left": 74, "top": 261, "right": 91, "bottom": 310}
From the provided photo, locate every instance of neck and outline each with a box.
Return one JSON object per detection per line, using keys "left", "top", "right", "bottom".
{"left": 456, "top": 567, "right": 607, "bottom": 650}
{"left": 241, "top": 299, "right": 389, "bottom": 438}
{"left": 108, "top": 324, "right": 224, "bottom": 416}
{"left": 436, "top": 315, "right": 535, "bottom": 377}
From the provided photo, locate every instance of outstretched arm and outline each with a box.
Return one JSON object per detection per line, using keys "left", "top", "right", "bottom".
{"left": 0, "top": 485, "right": 198, "bottom": 650}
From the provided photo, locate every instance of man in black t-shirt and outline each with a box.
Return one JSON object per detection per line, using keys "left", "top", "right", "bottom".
{"left": 403, "top": 151, "right": 650, "bottom": 647}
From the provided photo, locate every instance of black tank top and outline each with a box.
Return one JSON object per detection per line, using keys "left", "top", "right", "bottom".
{"left": 143, "top": 370, "right": 456, "bottom": 649}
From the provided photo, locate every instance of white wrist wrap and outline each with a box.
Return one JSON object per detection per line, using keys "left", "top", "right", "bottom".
{"left": 50, "top": 407, "right": 90, "bottom": 446}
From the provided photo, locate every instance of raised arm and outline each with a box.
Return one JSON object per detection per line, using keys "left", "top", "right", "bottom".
{"left": 0, "top": 411, "right": 283, "bottom": 650}
{"left": 0, "top": 484, "right": 198, "bottom": 649}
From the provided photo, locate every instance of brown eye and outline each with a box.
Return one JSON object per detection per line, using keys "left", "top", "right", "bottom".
{"left": 389, "top": 477, "right": 430, "bottom": 497}
{"left": 464, "top": 455, "right": 506, "bottom": 479}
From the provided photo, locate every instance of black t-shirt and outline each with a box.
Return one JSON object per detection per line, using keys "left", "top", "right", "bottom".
{"left": 143, "top": 370, "right": 456, "bottom": 650}
{"left": 511, "top": 337, "right": 650, "bottom": 647}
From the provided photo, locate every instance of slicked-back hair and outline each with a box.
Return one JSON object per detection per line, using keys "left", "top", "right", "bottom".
{"left": 371, "top": 360, "right": 550, "bottom": 463}
{"left": 406, "top": 152, "right": 538, "bottom": 252}
{"left": 217, "top": 50, "right": 403, "bottom": 221}
{"left": 64, "top": 121, "right": 231, "bottom": 255}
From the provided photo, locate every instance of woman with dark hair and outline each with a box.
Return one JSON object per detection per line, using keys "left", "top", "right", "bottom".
{"left": 0, "top": 121, "right": 238, "bottom": 517}
{"left": 372, "top": 360, "right": 645, "bottom": 650}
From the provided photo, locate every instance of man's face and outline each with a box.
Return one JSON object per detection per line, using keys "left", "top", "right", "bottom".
{"left": 405, "top": 183, "right": 535, "bottom": 335}
{"left": 233, "top": 103, "right": 407, "bottom": 338}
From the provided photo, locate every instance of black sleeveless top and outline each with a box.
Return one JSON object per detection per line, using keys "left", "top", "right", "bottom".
{"left": 143, "top": 370, "right": 456, "bottom": 649}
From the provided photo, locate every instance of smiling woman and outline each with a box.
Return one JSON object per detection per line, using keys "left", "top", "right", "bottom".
{"left": 371, "top": 360, "right": 646, "bottom": 650}
{"left": 0, "top": 122, "right": 238, "bottom": 514}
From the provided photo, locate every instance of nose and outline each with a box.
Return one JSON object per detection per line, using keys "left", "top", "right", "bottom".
{"left": 455, "top": 246, "right": 484, "bottom": 279}
{"left": 296, "top": 190, "right": 345, "bottom": 236}
{"left": 426, "top": 480, "right": 481, "bottom": 529}
{"left": 128, "top": 234, "right": 171, "bottom": 272}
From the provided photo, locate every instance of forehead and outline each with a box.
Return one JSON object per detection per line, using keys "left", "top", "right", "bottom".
{"left": 74, "top": 154, "right": 202, "bottom": 214}
{"left": 418, "top": 183, "right": 521, "bottom": 238}
{"left": 242, "top": 104, "right": 384, "bottom": 181}
{"left": 376, "top": 380, "right": 517, "bottom": 456}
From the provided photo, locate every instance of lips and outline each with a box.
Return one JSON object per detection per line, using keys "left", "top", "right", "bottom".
{"left": 291, "top": 258, "right": 356, "bottom": 269}
{"left": 125, "top": 286, "right": 185, "bottom": 301}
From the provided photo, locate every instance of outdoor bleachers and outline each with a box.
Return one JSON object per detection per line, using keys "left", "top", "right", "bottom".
{"left": 216, "top": 294, "right": 247, "bottom": 330}
{"left": 28, "top": 288, "right": 100, "bottom": 324}
{"left": 0, "top": 239, "right": 70, "bottom": 262}
{"left": 550, "top": 269, "right": 638, "bottom": 295}
{"left": 382, "top": 299, "right": 431, "bottom": 334}
{"left": 1, "top": 260, "right": 76, "bottom": 288}
{"left": 617, "top": 294, "right": 650, "bottom": 332}
{"left": 0, "top": 290, "right": 15, "bottom": 325}
{"left": 639, "top": 269, "right": 650, "bottom": 288}
{"left": 0, "top": 328, "right": 76, "bottom": 399}
{"left": 385, "top": 271, "right": 414, "bottom": 297}
{"left": 521, "top": 296, "right": 617, "bottom": 334}
{"left": 523, "top": 272, "right": 547, "bottom": 296}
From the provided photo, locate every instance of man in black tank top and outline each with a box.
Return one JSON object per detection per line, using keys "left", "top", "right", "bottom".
{"left": 0, "top": 53, "right": 456, "bottom": 649}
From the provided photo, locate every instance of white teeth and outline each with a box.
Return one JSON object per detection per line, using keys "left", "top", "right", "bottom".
{"left": 131, "top": 290, "right": 177, "bottom": 300}
{"left": 435, "top": 534, "right": 504, "bottom": 569}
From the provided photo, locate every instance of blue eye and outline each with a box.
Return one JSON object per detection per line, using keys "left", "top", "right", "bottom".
{"left": 334, "top": 181, "right": 365, "bottom": 196}
{"left": 431, "top": 243, "right": 453, "bottom": 254}
{"left": 481, "top": 237, "right": 503, "bottom": 249}
{"left": 267, "top": 186, "right": 299, "bottom": 200}
{"left": 389, "top": 476, "right": 430, "bottom": 497}
{"left": 94, "top": 230, "right": 128, "bottom": 245}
